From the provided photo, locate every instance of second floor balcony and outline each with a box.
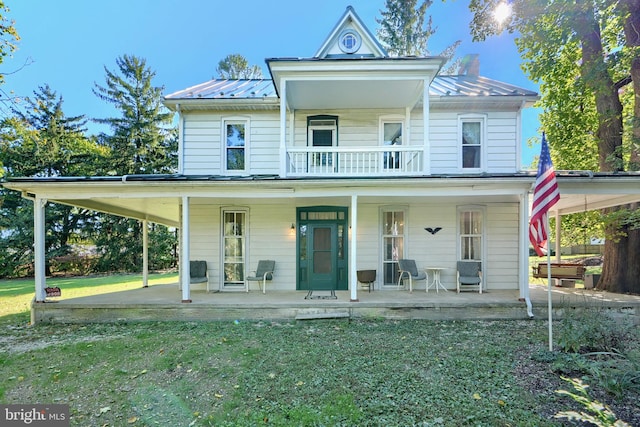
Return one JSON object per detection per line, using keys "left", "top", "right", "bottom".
{"left": 287, "top": 146, "right": 424, "bottom": 177}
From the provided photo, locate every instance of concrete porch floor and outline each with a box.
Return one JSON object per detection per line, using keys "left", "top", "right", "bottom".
{"left": 32, "top": 283, "right": 640, "bottom": 323}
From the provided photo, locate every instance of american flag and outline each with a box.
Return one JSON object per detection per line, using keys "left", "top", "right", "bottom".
{"left": 529, "top": 133, "right": 560, "bottom": 256}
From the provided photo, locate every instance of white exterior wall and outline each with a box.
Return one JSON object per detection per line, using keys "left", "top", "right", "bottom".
{"left": 188, "top": 199, "right": 520, "bottom": 292}
{"left": 486, "top": 203, "right": 520, "bottom": 290}
{"left": 182, "top": 111, "right": 280, "bottom": 176}
{"left": 188, "top": 200, "right": 297, "bottom": 291}
{"left": 429, "top": 110, "right": 520, "bottom": 174}
{"left": 181, "top": 108, "right": 519, "bottom": 176}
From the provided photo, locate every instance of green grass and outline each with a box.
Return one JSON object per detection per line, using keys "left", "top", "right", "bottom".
{"left": 2, "top": 264, "right": 635, "bottom": 426}
{"left": 1, "top": 318, "right": 566, "bottom": 426}
{"left": 0, "top": 272, "right": 178, "bottom": 325}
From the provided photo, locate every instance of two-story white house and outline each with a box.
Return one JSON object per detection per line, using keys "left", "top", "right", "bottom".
{"left": 6, "top": 7, "right": 640, "bottom": 308}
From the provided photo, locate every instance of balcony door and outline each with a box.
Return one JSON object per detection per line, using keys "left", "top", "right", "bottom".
{"left": 307, "top": 115, "right": 337, "bottom": 172}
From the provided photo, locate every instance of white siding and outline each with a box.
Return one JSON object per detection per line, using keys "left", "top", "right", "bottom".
{"left": 189, "top": 200, "right": 296, "bottom": 291}
{"left": 181, "top": 108, "right": 520, "bottom": 176}
{"left": 429, "top": 111, "right": 519, "bottom": 174}
{"left": 182, "top": 111, "right": 280, "bottom": 176}
{"left": 188, "top": 198, "right": 521, "bottom": 292}
{"left": 485, "top": 203, "right": 520, "bottom": 290}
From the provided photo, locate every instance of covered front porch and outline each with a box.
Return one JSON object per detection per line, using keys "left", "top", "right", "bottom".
{"left": 31, "top": 282, "right": 640, "bottom": 324}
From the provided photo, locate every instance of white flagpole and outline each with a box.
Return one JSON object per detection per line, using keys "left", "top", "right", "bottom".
{"left": 546, "top": 213, "right": 553, "bottom": 351}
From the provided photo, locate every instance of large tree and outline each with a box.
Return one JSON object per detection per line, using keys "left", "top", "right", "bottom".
{"left": 92, "top": 55, "right": 178, "bottom": 273}
{"left": 0, "top": 1, "right": 19, "bottom": 175}
{"left": 376, "top": 0, "right": 460, "bottom": 72}
{"left": 469, "top": 0, "right": 640, "bottom": 293}
{"left": 0, "top": 85, "right": 106, "bottom": 276}
{"left": 216, "top": 54, "right": 263, "bottom": 79}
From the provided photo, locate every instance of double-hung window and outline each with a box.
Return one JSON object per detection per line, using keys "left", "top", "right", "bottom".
{"left": 223, "top": 118, "right": 248, "bottom": 173}
{"left": 459, "top": 115, "right": 486, "bottom": 170}
{"left": 458, "top": 206, "right": 484, "bottom": 261}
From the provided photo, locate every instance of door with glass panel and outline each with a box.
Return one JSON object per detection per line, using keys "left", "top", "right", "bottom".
{"left": 382, "top": 210, "right": 405, "bottom": 287}
{"left": 296, "top": 207, "right": 348, "bottom": 291}
{"left": 222, "top": 210, "right": 246, "bottom": 290}
{"left": 382, "top": 122, "right": 402, "bottom": 170}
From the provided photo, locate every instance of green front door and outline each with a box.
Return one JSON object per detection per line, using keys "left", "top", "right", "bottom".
{"left": 296, "top": 206, "right": 348, "bottom": 291}
{"left": 308, "top": 223, "right": 337, "bottom": 290}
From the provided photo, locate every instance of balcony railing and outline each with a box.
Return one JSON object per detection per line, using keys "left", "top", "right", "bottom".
{"left": 287, "top": 146, "right": 424, "bottom": 177}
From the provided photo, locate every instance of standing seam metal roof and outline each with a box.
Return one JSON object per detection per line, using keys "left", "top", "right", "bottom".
{"left": 164, "top": 76, "right": 537, "bottom": 101}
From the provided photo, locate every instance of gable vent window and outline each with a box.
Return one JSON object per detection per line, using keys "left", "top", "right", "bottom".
{"left": 339, "top": 29, "right": 361, "bottom": 54}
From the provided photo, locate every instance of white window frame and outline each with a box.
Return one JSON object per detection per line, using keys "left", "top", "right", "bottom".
{"left": 380, "top": 206, "right": 407, "bottom": 288}
{"left": 458, "top": 114, "right": 487, "bottom": 171}
{"left": 457, "top": 205, "right": 486, "bottom": 263}
{"left": 222, "top": 116, "right": 250, "bottom": 174}
{"left": 221, "top": 208, "right": 249, "bottom": 290}
{"left": 379, "top": 116, "right": 405, "bottom": 170}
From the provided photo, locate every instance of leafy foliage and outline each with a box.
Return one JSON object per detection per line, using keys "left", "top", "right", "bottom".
{"left": 376, "top": 0, "right": 460, "bottom": 72}
{"left": 0, "top": 86, "right": 106, "bottom": 277}
{"left": 93, "top": 54, "right": 177, "bottom": 176}
{"left": 216, "top": 54, "right": 263, "bottom": 79}
{"left": 555, "top": 377, "right": 631, "bottom": 426}
{"left": 91, "top": 55, "right": 178, "bottom": 273}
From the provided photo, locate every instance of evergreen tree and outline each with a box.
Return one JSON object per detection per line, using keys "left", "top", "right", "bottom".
{"left": 376, "top": 0, "right": 460, "bottom": 72}
{"left": 0, "top": 85, "right": 106, "bottom": 277}
{"left": 216, "top": 53, "right": 263, "bottom": 79}
{"left": 91, "top": 55, "right": 178, "bottom": 273}
{"left": 93, "top": 54, "right": 177, "bottom": 175}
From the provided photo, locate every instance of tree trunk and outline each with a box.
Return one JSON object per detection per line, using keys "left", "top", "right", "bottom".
{"left": 598, "top": 1, "right": 640, "bottom": 294}
{"left": 573, "top": 2, "right": 638, "bottom": 293}
{"left": 574, "top": 4, "right": 624, "bottom": 172}
{"left": 622, "top": 0, "right": 640, "bottom": 170}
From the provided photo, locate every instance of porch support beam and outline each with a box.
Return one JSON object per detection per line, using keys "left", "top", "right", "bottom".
{"left": 34, "top": 197, "right": 47, "bottom": 303}
{"left": 350, "top": 194, "right": 359, "bottom": 302}
{"left": 520, "top": 191, "right": 534, "bottom": 317}
{"left": 423, "top": 79, "right": 430, "bottom": 175}
{"left": 142, "top": 219, "right": 149, "bottom": 288}
{"left": 279, "top": 79, "right": 287, "bottom": 178}
{"left": 180, "top": 196, "right": 191, "bottom": 302}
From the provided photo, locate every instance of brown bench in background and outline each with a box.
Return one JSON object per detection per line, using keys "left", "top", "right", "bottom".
{"left": 532, "top": 263, "right": 586, "bottom": 280}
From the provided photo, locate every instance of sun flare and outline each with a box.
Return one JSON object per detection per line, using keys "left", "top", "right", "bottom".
{"left": 493, "top": 2, "right": 511, "bottom": 25}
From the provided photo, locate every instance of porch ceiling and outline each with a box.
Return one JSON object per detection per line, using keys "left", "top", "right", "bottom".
{"left": 285, "top": 79, "right": 424, "bottom": 109}
{"left": 4, "top": 174, "right": 640, "bottom": 226}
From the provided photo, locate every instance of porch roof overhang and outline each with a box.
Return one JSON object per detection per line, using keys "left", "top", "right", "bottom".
{"left": 266, "top": 57, "right": 445, "bottom": 110}
{"left": 4, "top": 172, "right": 640, "bottom": 227}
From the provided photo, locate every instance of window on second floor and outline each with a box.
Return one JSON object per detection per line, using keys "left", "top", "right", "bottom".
{"left": 459, "top": 115, "right": 486, "bottom": 170}
{"left": 223, "top": 118, "right": 248, "bottom": 173}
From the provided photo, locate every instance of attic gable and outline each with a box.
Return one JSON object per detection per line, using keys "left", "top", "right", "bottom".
{"left": 314, "top": 6, "right": 387, "bottom": 58}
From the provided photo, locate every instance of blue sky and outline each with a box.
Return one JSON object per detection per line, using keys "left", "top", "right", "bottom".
{"left": 3, "top": 0, "right": 540, "bottom": 167}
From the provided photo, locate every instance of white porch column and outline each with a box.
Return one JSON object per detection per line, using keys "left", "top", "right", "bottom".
{"left": 279, "top": 79, "right": 287, "bottom": 178}
{"left": 142, "top": 219, "right": 149, "bottom": 288}
{"left": 350, "top": 194, "right": 359, "bottom": 302}
{"left": 555, "top": 211, "right": 561, "bottom": 263}
{"left": 180, "top": 196, "right": 191, "bottom": 302}
{"left": 34, "top": 197, "right": 47, "bottom": 302}
{"left": 423, "top": 79, "right": 430, "bottom": 175}
{"left": 520, "top": 192, "right": 533, "bottom": 317}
